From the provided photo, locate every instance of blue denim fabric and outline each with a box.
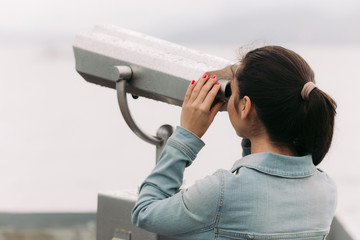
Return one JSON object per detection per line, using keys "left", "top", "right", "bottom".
{"left": 132, "top": 127, "right": 337, "bottom": 240}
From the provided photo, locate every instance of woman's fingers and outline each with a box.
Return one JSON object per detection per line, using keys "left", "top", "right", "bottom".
{"left": 193, "top": 74, "right": 218, "bottom": 105}
{"left": 189, "top": 73, "right": 209, "bottom": 103}
{"left": 184, "top": 73, "right": 222, "bottom": 112}
{"left": 202, "top": 79, "right": 221, "bottom": 110}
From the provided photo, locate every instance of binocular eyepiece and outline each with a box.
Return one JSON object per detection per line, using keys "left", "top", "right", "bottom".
{"left": 215, "top": 79, "right": 232, "bottom": 102}
{"left": 73, "top": 25, "right": 234, "bottom": 111}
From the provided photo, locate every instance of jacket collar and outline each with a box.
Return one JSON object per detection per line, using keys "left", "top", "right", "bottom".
{"left": 230, "top": 152, "right": 316, "bottom": 178}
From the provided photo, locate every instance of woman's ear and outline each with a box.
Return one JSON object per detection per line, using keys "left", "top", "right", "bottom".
{"left": 239, "top": 96, "right": 252, "bottom": 120}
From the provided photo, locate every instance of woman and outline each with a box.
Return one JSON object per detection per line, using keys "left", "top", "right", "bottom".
{"left": 132, "top": 46, "right": 337, "bottom": 240}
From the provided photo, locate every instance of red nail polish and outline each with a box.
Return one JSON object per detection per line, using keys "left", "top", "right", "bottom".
{"left": 211, "top": 74, "right": 216, "bottom": 79}
{"left": 191, "top": 80, "right": 195, "bottom": 85}
{"left": 216, "top": 81, "right": 220, "bottom": 85}
{"left": 202, "top": 74, "right": 208, "bottom": 78}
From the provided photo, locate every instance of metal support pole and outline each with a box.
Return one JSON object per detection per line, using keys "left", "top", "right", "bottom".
{"left": 156, "top": 125, "right": 174, "bottom": 163}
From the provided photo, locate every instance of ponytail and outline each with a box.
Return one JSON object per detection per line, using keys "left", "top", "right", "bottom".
{"left": 299, "top": 87, "right": 337, "bottom": 165}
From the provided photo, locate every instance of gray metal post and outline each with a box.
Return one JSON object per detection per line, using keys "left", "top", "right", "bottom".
{"left": 156, "top": 125, "right": 174, "bottom": 163}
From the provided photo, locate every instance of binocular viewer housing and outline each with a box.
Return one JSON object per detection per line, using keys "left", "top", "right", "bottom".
{"left": 73, "top": 26, "right": 235, "bottom": 240}
{"left": 73, "top": 25, "right": 233, "bottom": 111}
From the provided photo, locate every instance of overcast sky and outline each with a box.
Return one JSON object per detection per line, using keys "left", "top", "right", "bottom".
{"left": 1, "top": 0, "right": 359, "bottom": 46}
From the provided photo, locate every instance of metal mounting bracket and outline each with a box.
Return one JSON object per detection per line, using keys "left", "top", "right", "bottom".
{"left": 115, "top": 66, "right": 173, "bottom": 163}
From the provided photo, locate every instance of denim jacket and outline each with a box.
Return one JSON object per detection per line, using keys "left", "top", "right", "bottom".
{"left": 132, "top": 127, "right": 337, "bottom": 240}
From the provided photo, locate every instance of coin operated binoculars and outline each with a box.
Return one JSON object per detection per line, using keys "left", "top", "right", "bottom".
{"left": 73, "top": 25, "right": 233, "bottom": 240}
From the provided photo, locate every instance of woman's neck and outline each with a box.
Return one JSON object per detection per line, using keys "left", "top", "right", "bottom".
{"left": 250, "top": 135, "right": 297, "bottom": 156}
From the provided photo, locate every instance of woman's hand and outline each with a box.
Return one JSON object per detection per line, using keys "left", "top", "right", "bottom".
{"left": 180, "top": 74, "right": 224, "bottom": 138}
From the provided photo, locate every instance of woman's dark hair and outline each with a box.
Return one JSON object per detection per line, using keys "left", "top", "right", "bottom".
{"left": 236, "top": 46, "right": 336, "bottom": 165}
